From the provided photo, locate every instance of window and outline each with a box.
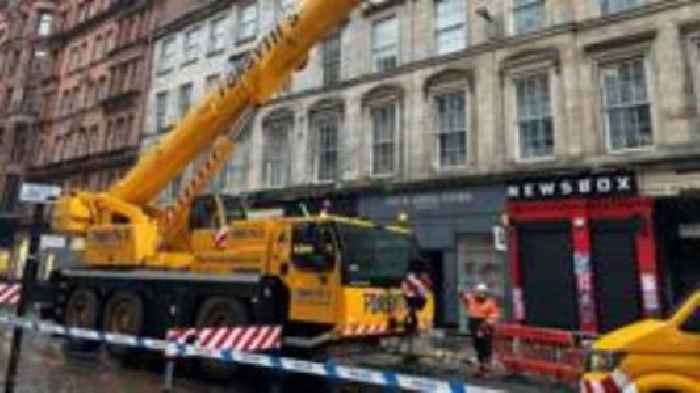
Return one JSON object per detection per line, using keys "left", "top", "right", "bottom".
{"left": 515, "top": 73, "right": 554, "bottom": 159}
{"left": 227, "top": 53, "right": 248, "bottom": 75}
{"left": 434, "top": 91, "right": 467, "bottom": 168}
{"left": 434, "top": 0, "right": 466, "bottom": 55}
{"left": 371, "top": 17, "right": 399, "bottom": 72}
{"left": 601, "top": 0, "right": 642, "bottom": 15}
{"left": 322, "top": 30, "right": 341, "bottom": 86}
{"left": 513, "top": 0, "right": 545, "bottom": 34}
{"left": 183, "top": 27, "right": 201, "bottom": 63}
{"left": 178, "top": 83, "right": 193, "bottom": 118}
{"left": 292, "top": 223, "right": 337, "bottom": 271}
{"left": 78, "top": 2, "right": 88, "bottom": 23}
{"left": 156, "top": 91, "right": 169, "bottom": 133}
{"left": 93, "top": 36, "right": 103, "bottom": 61}
{"left": 370, "top": 102, "right": 397, "bottom": 176}
{"left": 262, "top": 116, "right": 292, "bottom": 188}
{"left": 312, "top": 111, "right": 340, "bottom": 182}
{"left": 36, "top": 11, "right": 53, "bottom": 36}
{"left": 69, "top": 47, "right": 80, "bottom": 71}
{"left": 159, "top": 36, "right": 176, "bottom": 71}
{"left": 278, "top": 0, "right": 295, "bottom": 19}
{"left": 1, "top": 175, "right": 19, "bottom": 212}
{"left": 209, "top": 16, "right": 227, "bottom": 52}
{"left": 98, "top": 76, "right": 108, "bottom": 100}
{"left": 89, "top": 125, "right": 99, "bottom": 154}
{"left": 205, "top": 74, "right": 220, "bottom": 92}
{"left": 11, "top": 126, "right": 26, "bottom": 162}
{"left": 238, "top": 2, "right": 258, "bottom": 41}
{"left": 600, "top": 57, "right": 653, "bottom": 151}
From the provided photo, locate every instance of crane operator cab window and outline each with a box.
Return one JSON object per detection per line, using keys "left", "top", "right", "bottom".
{"left": 190, "top": 195, "right": 247, "bottom": 230}
{"left": 292, "top": 223, "right": 337, "bottom": 272}
{"left": 191, "top": 197, "right": 220, "bottom": 229}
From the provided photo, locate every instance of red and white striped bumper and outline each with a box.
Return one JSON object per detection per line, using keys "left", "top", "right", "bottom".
{"left": 167, "top": 325, "right": 282, "bottom": 353}
{"left": 338, "top": 324, "right": 389, "bottom": 337}
{"left": 0, "top": 283, "right": 20, "bottom": 305}
{"left": 581, "top": 370, "right": 636, "bottom": 393}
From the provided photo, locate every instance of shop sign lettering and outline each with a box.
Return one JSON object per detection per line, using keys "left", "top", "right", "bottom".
{"left": 507, "top": 172, "right": 636, "bottom": 200}
{"left": 385, "top": 191, "right": 473, "bottom": 210}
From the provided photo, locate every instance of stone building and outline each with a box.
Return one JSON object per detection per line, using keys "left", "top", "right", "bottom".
{"left": 27, "top": 0, "right": 158, "bottom": 191}
{"left": 146, "top": 0, "right": 700, "bottom": 330}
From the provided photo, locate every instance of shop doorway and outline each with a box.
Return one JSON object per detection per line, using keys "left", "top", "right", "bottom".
{"left": 421, "top": 250, "right": 445, "bottom": 327}
{"left": 655, "top": 198, "right": 700, "bottom": 310}
{"left": 591, "top": 219, "right": 642, "bottom": 333}
{"left": 518, "top": 221, "right": 579, "bottom": 330}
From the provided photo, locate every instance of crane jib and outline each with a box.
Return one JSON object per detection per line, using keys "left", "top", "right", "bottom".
{"left": 108, "top": 0, "right": 360, "bottom": 207}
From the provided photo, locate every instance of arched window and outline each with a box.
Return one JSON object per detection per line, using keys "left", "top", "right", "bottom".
{"left": 309, "top": 98, "right": 344, "bottom": 182}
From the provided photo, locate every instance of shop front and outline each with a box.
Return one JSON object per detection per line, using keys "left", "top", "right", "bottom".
{"left": 506, "top": 172, "right": 661, "bottom": 334}
{"left": 358, "top": 186, "right": 507, "bottom": 330}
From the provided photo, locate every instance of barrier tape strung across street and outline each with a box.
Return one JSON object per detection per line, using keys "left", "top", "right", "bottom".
{"left": 0, "top": 314, "right": 506, "bottom": 393}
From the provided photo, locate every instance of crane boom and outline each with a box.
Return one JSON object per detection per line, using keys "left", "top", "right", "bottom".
{"left": 109, "top": 0, "right": 359, "bottom": 206}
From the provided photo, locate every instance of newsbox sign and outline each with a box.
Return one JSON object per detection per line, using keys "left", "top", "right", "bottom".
{"left": 507, "top": 172, "right": 637, "bottom": 200}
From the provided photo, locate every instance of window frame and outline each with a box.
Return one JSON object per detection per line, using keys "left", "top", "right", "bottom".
{"left": 36, "top": 11, "right": 53, "bottom": 36}
{"left": 183, "top": 25, "right": 202, "bottom": 64}
{"left": 600, "top": 0, "right": 644, "bottom": 16}
{"left": 598, "top": 55, "right": 656, "bottom": 153}
{"left": 208, "top": 15, "right": 228, "bottom": 54}
{"left": 431, "top": 87, "right": 469, "bottom": 170}
{"left": 261, "top": 113, "right": 293, "bottom": 188}
{"left": 311, "top": 109, "right": 342, "bottom": 183}
{"left": 368, "top": 98, "right": 400, "bottom": 178}
{"left": 371, "top": 15, "right": 399, "bottom": 73}
{"left": 513, "top": 72, "right": 556, "bottom": 161}
{"left": 159, "top": 36, "right": 176, "bottom": 72}
{"left": 178, "top": 82, "right": 194, "bottom": 119}
{"left": 322, "top": 29, "right": 342, "bottom": 86}
{"left": 155, "top": 90, "right": 169, "bottom": 133}
{"left": 238, "top": 1, "right": 259, "bottom": 43}
{"left": 510, "top": 0, "right": 546, "bottom": 35}
{"left": 434, "top": 0, "right": 467, "bottom": 55}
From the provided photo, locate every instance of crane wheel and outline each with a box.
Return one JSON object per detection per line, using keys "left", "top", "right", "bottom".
{"left": 64, "top": 288, "right": 101, "bottom": 352}
{"left": 195, "top": 297, "right": 249, "bottom": 380}
{"left": 102, "top": 291, "right": 144, "bottom": 360}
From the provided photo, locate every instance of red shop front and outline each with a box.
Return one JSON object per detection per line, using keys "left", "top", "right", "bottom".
{"left": 506, "top": 173, "right": 661, "bottom": 334}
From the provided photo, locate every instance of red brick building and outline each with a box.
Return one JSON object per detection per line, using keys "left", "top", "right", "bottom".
{"left": 27, "top": 0, "right": 158, "bottom": 191}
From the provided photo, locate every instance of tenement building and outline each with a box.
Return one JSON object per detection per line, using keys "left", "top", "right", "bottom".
{"left": 28, "top": 0, "right": 157, "bottom": 192}
{"left": 0, "top": 0, "right": 57, "bottom": 277}
{"left": 148, "top": 0, "right": 700, "bottom": 333}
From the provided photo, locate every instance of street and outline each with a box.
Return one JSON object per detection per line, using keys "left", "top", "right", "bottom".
{"left": 0, "top": 327, "right": 572, "bottom": 393}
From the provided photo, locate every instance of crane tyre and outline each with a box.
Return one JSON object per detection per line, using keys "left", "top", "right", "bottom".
{"left": 102, "top": 291, "right": 144, "bottom": 361}
{"left": 64, "top": 288, "right": 101, "bottom": 352}
{"left": 195, "top": 297, "right": 249, "bottom": 380}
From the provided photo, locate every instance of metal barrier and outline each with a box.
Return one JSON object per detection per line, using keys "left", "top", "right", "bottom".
{"left": 0, "top": 313, "right": 507, "bottom": 393}
{"left": 493, "top": 324, "right": 592, "bottom": 384}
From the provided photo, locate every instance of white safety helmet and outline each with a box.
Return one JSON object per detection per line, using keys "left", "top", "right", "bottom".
{"left": 475, "top": 283, "right": 489, "bottom": 294}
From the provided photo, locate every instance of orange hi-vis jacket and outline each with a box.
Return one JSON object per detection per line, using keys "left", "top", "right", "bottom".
{"left": 461, "top": 293, "right": 501, "bottom": 324}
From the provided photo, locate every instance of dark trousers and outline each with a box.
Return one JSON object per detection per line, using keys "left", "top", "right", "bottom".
{"left": 468, "top": 317, "right": 492, "bottom": 364}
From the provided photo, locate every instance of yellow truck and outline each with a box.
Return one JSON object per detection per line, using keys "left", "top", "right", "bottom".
{"left": 32, "top": 0, "right": 432, "bottom": 370}
{"left": 581, "top": 291, "right": 700, "bottom": 393}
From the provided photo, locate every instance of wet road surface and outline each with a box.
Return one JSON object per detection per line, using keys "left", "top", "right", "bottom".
{"left": 0, "top": 327, "right": 571, "bottom": 393}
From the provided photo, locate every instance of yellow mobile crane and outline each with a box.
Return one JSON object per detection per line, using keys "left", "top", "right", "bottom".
{"left": 46, "top": 0, "right": 433, "bottom": 363}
